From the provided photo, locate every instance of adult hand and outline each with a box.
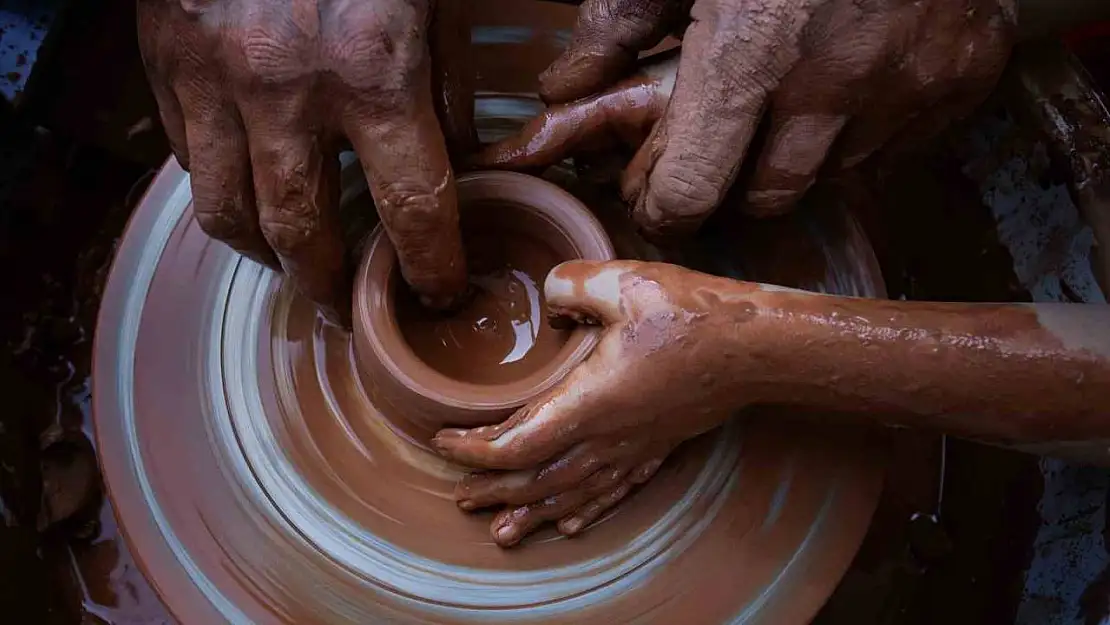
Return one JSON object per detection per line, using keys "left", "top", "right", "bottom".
{"left": 137, "top": 0, "right": 473, "bottom": 322}
{"left": 481, "top": 0, "right": 1016, "bottom": 237}
{"left": 433, "top": 260, "right": 772, "bottom": 546}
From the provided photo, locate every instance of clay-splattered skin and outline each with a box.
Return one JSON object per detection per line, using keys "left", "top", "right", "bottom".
{"left": 479, "top": 0, "right": 1016, "bottom": 237}
{"left": 137, "top": 0, "right": 475, "bottom": 322}
{"left": 475, "top": 52, "right": 679, "bottom": 172}
{"left": 434, "top": 261, "right": 1110, "bottom": 546}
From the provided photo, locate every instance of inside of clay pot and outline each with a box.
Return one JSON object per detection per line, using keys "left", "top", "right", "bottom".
{"left": 394, "top": 200, "right": 580, "bottom": 385}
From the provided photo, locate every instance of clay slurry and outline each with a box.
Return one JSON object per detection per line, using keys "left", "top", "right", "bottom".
{"left": 396, "top": 212, "right": 570, "bottom": 385}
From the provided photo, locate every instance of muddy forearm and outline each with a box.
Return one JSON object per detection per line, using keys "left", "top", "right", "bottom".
{"left": 744, "top": 289, "right": 1110, "bottom": 462}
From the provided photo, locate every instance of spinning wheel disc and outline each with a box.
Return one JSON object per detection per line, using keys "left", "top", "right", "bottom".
{"left": 93, "top": 157, "right": 884, "bottom": 624}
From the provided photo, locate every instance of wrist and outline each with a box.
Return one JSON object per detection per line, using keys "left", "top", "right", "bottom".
{"left": 710, "top": 281, "right": 821, "bottom": 407}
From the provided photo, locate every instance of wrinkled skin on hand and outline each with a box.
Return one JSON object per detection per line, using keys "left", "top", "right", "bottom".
{"left": 434, "top": 260, "right": 766, "bottom": 546}
{"left": 480, "top": 0, "right": 1016, "bottom": 237}
{"left": 137, "top": 0, "right": 475, "bottom": 322}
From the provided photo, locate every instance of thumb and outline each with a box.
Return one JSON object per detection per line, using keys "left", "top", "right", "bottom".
{"left": 540, "top": 0, "right": 687, "bottom": 104}
{"left": 433, "top": 261, "right": 642, "bottom": 469}
{"left": 544, "top": 260, "right": 641, "bottom": 326}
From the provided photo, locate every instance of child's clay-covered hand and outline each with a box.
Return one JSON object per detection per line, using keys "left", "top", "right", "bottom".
{"left": 137, "top": 0, "right": 474, "bottom": 322}
{"left": 481, "top": 0, "right": 1016, "bottom": 237}
{"left": 433, "top": 260, "right": 776, "bottom": 546}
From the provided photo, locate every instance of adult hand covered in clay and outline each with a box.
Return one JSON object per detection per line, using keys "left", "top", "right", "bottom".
{"left": 480, "top": 0, "right": 1016, "bottom": 236}
{"left": 137, "top": 0, "right": 473, "bottom": 321}
{"left": 434, "top": 260, "right": 765, "bottom": 546}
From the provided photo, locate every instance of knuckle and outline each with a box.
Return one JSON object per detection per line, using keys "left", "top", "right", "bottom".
{"left": 192, "top": 177, "right": 248, "bottom": 240}
{"left": 259, "top": 218, "right": 317, "bottom": 258}
{"left": 379, "top": 187, "right": 448, "bottom": 236}
{"left": 195, "top": 201, "right": 248, "bottom": 242}
{"left": 238, "top": 28, "right": 305, "bottom": 83}
{"left": 326, "top": 5, "right": 425, "bottom": 95}
{"left": 713, "top": 47, "right": 780, "bottom": 99}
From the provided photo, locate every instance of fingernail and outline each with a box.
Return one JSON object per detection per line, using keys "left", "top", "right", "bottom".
{"left": 562, "top": 518, "right": 584, "bottom": 535}
{"left": 458, "top": 499, "right": 476, "bottom": 511}
{"left": 495, "top": 524, "right": 519, "bottom": 546}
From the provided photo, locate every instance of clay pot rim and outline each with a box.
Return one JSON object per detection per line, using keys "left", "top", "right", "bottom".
{"left": 353, "top": 170, "right": 616, "bottom": 411}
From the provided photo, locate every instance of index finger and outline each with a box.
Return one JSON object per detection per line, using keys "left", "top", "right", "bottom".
{"left": 338, "top": 4, "right": 468, "bottom": 309}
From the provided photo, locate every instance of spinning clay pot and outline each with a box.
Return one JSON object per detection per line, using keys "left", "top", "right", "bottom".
{"left": 353, "top": 171, "right": 614, "bottom": 438}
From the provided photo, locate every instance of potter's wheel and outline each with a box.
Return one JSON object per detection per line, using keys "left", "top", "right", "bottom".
{"left": 92, "top": 3, "right": 882, "bottom": 618}
{"left": 93, "top": 153, "right": 884, "bottom": 623}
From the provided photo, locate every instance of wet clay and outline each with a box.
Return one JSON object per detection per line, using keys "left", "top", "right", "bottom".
{"left": 396, "top": 215, "right": 569, "bottom": 385}
{"left": 92, "top": 152, "right": 883, "bottom": 623}
{"left": 352, "top": 170, "right": 614, "bottom": 439}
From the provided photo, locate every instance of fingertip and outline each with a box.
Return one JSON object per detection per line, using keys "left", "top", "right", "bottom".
{"left": 558, "top": 516, "right": 586, "bottom": 535}
{"left": 400, "top": 242, "right": 469, "bottom": 312}
{"left": 432, "top": 429, "right": 465, "bottom": 455}
{"left": 538, "top": 0, "right": 669, "bottom": 105}
{"left": 492, "top": 508, "right": 528, "bottom": 547}
{"left": 636, "top": 172, "right": 718, "bottom": 240}
{"left": 544, "top": 260, "right": 630, "bottom": 326}
{"left": 494, "top": 523, "right": 521, "bottom": 547}
{"left": 433, "top": 427, "right": 521, "bottom": 470}
{"left": 543, "top": 260, "right": 598, "bottom": 299}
